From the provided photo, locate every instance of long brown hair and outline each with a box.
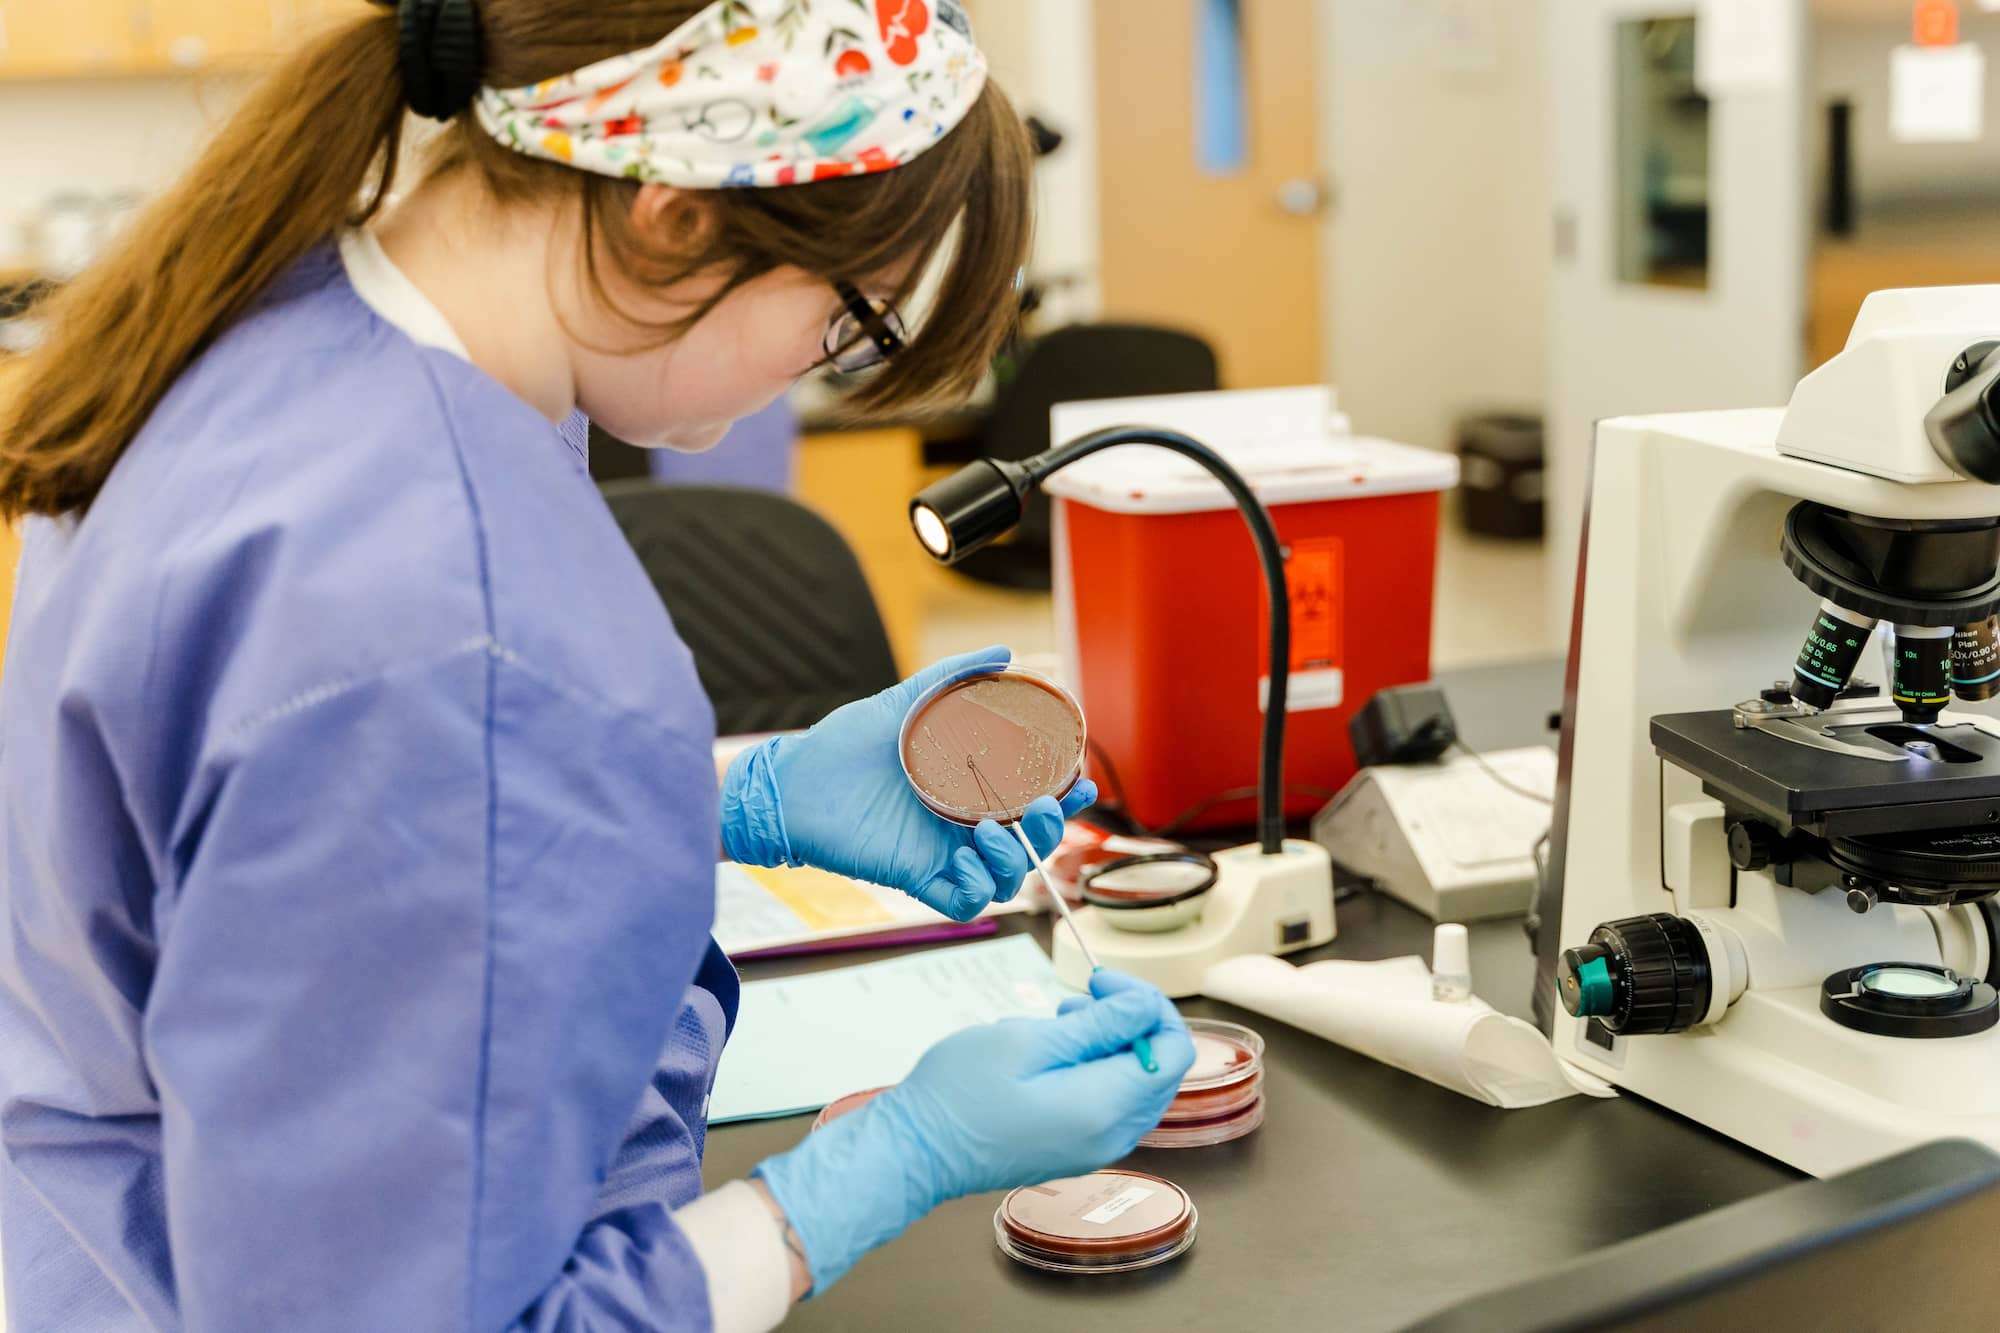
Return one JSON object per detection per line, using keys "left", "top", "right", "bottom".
{"left": 0, "top": 1, "right": 1033, "bottom": 521}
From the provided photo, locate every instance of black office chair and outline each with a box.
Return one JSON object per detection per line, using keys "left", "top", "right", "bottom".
{"left": 602, "top": 482, "right": 901, "bottom": 736}
{"left": 932, "top": 323, "right": 1220, "bottom": 590}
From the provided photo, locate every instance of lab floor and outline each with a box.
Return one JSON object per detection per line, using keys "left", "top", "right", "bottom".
{"left": 917, "top": 521, "right": 1560, "bottom": 672}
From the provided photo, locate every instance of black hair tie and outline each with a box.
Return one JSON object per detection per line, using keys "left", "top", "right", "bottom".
{"left": 397, "top": 0, "right": 485, "bottom": 121}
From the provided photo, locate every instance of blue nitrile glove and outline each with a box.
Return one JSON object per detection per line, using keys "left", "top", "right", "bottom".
{"left": 753, "top": 970, "right": 1195, "bottom": 1294}
{"left": 721, "top": 646, "right": 1100, "bottom": 921}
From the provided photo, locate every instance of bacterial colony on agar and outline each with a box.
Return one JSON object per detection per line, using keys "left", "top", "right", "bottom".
{"left": 899, "top": 667, "right": 1086, "bottom": 826}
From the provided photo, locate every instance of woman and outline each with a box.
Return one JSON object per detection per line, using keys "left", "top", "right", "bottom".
{"left": 0, "top": 2, "right": 1194, "bottom": 1329}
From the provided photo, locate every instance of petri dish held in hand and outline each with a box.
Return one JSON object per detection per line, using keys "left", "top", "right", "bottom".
{"left": 810, "top": 1086, "right": 889, "bottom": 1133}
{"left": 900, "top": 665, "right": 1086, "bottom": 826}
{"left": 995, "top": 1169, "right": 1198, "bottom": 1275}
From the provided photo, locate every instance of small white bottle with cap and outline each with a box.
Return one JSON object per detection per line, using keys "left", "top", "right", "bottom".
{"left": 1431, "top": 923, "right": 1472, "bottom": 1003}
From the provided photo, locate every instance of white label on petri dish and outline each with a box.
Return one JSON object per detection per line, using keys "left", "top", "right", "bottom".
{"left": 1081, "top": 1185, "right": 1156, "bottom": 1226}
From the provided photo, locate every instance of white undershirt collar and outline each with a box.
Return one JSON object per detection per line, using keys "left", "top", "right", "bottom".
{"left": 339, "top": 230, "right": 473, "bottom": 363}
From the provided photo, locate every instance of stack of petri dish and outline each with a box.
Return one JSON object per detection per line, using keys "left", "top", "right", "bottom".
{"left": 1138, "top": 1018, "right": 1266, "bottom": 1148}
{"left": 995, "top": 1169, "right": 1198, "bottom": 1275}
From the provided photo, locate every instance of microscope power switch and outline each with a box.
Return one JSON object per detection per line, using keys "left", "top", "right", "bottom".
{"left": 1557, "top": 914, "right": 1714, "bottom": 1036}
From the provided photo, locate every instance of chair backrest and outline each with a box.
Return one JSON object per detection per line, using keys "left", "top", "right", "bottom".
{"left": 986, "top": 323, "right": 1222, "bottom": 466}
{"left": 985, "top": 323, "right": 1220, "bottom": 545}
{"left": 944, "top": 323, "right": 1220, "bottom": 589}
{"left": 602, "top": 482, "right": 901, "bottom": 736}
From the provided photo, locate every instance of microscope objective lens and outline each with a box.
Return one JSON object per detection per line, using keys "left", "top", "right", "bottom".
{"left": 1792, "top": 600, "right": 1875, "bottom": 710}
{"left": 1953, "top": 616, "right": 2000, "bottom": 702}
{"left": 1892, "top": 625, "right": 1954, "bottom": 724}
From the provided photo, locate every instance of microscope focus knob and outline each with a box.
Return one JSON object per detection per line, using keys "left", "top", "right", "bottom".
{"left": 1727, "top": 820, "right": 1777, "bottom": 872}
{"left": 1557, "top": 914, "right": 1713, "bottom": 1037}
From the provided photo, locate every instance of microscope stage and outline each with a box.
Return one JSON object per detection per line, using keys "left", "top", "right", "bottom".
{"left": 1652, "top": 708, "right": 2000, "bottom": 839}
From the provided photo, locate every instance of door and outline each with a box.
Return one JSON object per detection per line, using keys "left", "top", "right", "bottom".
{"left": 1093, "top": 0, "right": 1328, "bottom": 388}
{"left": 1546, "top": 0, "right": 1808, "bottom": 627}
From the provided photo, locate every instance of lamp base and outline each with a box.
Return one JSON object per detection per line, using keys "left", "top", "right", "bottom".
{"left": 1052, "top": 840, "right": 1336, "bottom": 998}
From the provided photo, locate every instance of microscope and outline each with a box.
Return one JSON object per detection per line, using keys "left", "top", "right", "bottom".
{"left": 1536, "top": 288, "right": 2000, "bottom": 1177}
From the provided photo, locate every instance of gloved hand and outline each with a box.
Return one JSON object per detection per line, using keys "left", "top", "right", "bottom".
{"left": 753, "top": 971, "right": 1194, "bottom": 1294}
{"left": 721, "top": 646, "right": 1100, "bottom": 921}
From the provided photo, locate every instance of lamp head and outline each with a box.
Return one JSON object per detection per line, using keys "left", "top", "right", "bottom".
{"left": 908, "top": 458, "right": 1037, "bottom": 564}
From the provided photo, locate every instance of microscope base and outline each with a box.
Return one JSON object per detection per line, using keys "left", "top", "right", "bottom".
{"left": 1052, "top": 840, "right": 1335, "bottom": 997}
{"left": 1560, "top": 987, "right": 2000, "bottom": 1177}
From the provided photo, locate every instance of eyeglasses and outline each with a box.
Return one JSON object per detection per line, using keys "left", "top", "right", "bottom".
{"left": 822, "top": 280, "right": 907, "bottom": 376}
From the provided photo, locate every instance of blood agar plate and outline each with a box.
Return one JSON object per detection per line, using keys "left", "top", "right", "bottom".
{"left": 810, "top": 1086, "right": 888, "bottom": 1132}
{"left": 900, "top": 666, "right": 1086, "bottom": 826}
{"left": 1138, "top": 1095, "right": 1265, "bottom": 1148}
{"left": 1170, "top": 1019, "right": 1262, "bottom": 1103}
{"left": 995, "top": 1169, "right": 1198, "bottom": 1274}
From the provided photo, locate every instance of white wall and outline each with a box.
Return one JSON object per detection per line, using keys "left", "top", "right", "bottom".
{"left": 1320, "top": 0, "right": 1550, "bottom": 452}
{"left": 968, "top": 0, "right": 1102, "bottom": 324}
{"left": 0, "top": 74, "right": 248, "bottom": 266}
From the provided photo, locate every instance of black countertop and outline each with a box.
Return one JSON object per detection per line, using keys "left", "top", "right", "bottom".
{"left": 701, "top": 658, "right": 1800, "bottom": 1330}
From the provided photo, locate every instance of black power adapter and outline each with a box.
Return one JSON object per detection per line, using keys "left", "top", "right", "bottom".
{"left": 1348, "top": 684, "right": 1459, "bottom": 768}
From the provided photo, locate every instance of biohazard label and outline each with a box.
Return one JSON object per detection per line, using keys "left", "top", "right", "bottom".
{"left": 1259, "top": 537, "right": 1344, "bottom": 713}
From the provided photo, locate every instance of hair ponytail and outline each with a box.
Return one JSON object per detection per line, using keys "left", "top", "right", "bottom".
{"left": 0, "top": 10, "right": 409, "bottom": 521}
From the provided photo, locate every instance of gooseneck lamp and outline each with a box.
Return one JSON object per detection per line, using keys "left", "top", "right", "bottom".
{"left": 909, "top": 426, "right": 1292, "bottom": 856}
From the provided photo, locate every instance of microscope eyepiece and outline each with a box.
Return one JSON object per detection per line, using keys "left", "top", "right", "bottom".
{"left": 1926, "top": 340, "right": 2000, "bottom": 484}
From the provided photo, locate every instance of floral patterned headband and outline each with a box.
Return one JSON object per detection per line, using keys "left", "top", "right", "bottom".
{"left": 473, "top": 0, "right": 988, "bottom": 189}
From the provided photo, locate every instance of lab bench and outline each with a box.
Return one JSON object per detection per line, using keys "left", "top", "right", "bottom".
{"left": 702, "top": 659, "right": 1800, "bottom": 1330}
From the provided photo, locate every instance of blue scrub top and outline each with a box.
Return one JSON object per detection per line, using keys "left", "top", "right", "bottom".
{"left": 0, "top": 251, "right": 737, "bottom": 1331}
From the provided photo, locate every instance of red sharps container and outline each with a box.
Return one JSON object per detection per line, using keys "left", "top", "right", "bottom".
{"left": 1047, "top": 389, "right": 1456, "bottom": 833}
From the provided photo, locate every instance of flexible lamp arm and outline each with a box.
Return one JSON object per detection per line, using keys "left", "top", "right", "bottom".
{"left": 910, "top": 426, "right": 1292, "bottom": 855}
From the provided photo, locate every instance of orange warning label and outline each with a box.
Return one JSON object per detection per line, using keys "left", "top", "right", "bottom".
{"left": 1915, "top": 0, "right": 1959, "bottom": 47}
{"left": 1263, "top": 538, "right": 1343, "bottom": 672}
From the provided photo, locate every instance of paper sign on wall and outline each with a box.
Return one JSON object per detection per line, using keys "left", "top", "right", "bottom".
{"left": 1892, "top": 42, "right": 1986, "bottom": 143}
{"left": 1695, "top": 0, "right": 1799, "bottom": 94}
